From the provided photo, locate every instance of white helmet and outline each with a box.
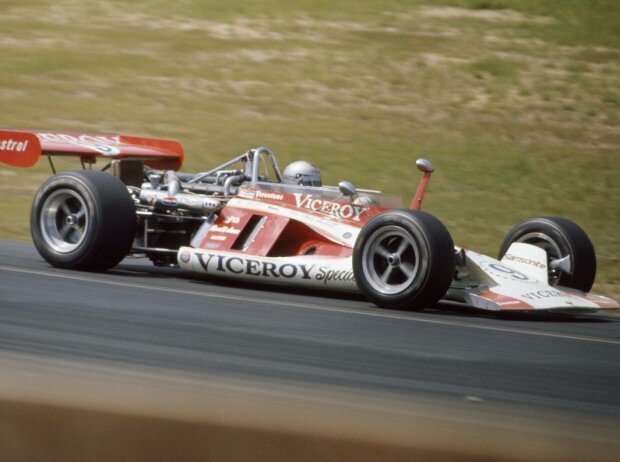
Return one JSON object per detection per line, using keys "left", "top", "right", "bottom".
{"left": 282, "top": 160, "right": 322, "bottom": 187}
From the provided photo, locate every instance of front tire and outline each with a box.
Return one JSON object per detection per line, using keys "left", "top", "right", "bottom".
{"left": 31, "top": 170, "right": 136, "bottom": 270}
{"left": 499, "top": 217, "right": 596, "bottom": 292}
{"left": 353, "top": 210, "right": 455, "bottom": 310}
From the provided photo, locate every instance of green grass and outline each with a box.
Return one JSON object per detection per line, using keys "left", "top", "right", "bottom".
{"left": 1, "top": 0, "right": 618, "bottom": 298}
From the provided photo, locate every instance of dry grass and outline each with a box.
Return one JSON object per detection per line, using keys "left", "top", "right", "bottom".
{"left": 0, "top": 0, "right": 618, "bottom": 295}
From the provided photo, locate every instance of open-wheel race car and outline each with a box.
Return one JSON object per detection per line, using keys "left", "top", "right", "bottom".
{"left": 1, "top": 129, "right": 618, "bottom": 313}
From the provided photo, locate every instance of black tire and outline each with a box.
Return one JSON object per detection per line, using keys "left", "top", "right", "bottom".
{"left": 353, "top": 210, "right": 455, "bottom": 310}
{"left": 30, "top": 170, "right": 136, "bottom": 271}
{"left": 498, "top": 217, "right": 596, "bottom": 292}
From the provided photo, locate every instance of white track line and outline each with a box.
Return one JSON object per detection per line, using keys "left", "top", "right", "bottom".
{"left": 1, "top": 264, "right": 619, "bottom": 345}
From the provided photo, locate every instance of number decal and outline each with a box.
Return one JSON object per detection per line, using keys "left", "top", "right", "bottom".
{"left": 481, "top": 261, "right": 534, "bottom": 283}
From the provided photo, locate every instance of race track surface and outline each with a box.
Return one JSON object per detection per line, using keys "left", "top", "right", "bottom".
{"left": 1, "top": 239, "right": 620, "bottom": 421}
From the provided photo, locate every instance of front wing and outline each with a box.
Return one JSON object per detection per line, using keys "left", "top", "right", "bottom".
{"left": 446, "top": 244, "right": 618, "bottom": 312}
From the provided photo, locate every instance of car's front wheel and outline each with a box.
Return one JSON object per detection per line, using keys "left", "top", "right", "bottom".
{"left": 31, "top": 170, "right": 136, "bottom": 271}
{"left": 353, "top": 210, "right": 455, "bottom": 310}
{"left": 499, "top": 217, "right": 596, "bottom": 292}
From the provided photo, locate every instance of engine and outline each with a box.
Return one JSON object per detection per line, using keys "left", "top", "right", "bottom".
{"left": 129, "top": 169, "right": 236, "bottom": 266}
{"left": 113, "top": 147, "right": 280, "bottom": 266}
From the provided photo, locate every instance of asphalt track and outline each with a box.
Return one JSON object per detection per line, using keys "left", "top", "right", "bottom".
{"left": 1, "top": 238, "right": 620, "bottom": 422}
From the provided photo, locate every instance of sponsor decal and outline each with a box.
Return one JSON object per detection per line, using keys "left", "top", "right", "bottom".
{"left": 209, "top": 235, "right": 227, "bottom": 241}
{"left": 192, "top": 253, "right": 356, "bottom": 285}
{"left": 203, "top": 198, "right": 221, "bottom": 210}
{"left": 179, "top": 251, "right": 191, "bottom": 264}
{"left": 73, "top": 141, "right": 121, "bottom": 156}
{"left": 35, "top": 133, "right": 121, "bottom": 156}
{"left": 196, "top": 253, "right": 315, "bottom": 279}
{"left": 210, "top": 224, "right": 240, "bottom": 235}
{"left": 223, "top": 216, "right": 240, "bottom": 224}
{"left": 497, "top": 300, "right": 526, "bottom": 306}
{"left": 162, "top": 197, "right": 178, "bottom": 206}
{"left": 502, "top": 253, "right": 546, "bottom": 269}
{"left": 255, "top": 190, "right": 284, "bottom": 201}
{"left": 0, "top": 139, "right": 29, "bottom": 152}
{"left": 293, "top": 193, "right": 365, "bottom": 222}
{"left": 315, "top": 267, "right": 355, "bottom": 285}
{"left": 237, "top": 189, "right": 255, "bottom": 200}
{"left": 37, "top": 133, "right": 120, "bottom": 145}
{"left": 343, "top": 232, "right": 353, "bottom": 240}
{"left": 521, "top": 290, "right": 564, "bottom": 300}
{"left": 0, "top": 131, "right": 40, "bottom": 168}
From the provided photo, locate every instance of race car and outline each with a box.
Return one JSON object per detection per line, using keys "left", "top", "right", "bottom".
{"left": 1, "top": 129, "right": 617, "bottom": 313}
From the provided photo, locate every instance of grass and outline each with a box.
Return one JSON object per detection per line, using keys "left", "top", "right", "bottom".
{"left": 0, "top": 0, "right": 618, "bottom": 298}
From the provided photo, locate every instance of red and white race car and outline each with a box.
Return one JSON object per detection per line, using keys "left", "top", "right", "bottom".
{"left": 1, "top": 129, "right": 617, "bottom": 313}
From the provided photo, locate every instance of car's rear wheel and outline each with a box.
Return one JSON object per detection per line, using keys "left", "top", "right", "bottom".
{"left": 31, "top": 170, "right": 136, "bottom": 270}
{"left": 353, "top": 210, "right": 455, "bottom": 310}
{"left": 499, "top": 217, "right": 596, "bottom": 292}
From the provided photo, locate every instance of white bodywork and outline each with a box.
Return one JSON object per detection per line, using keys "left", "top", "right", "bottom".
{"left": 178, "top": 242, "right": 618, "bottom": 312}
{"left": 448, "top": 243, "right": 617, "bottom": 312}
{"left": 178, "top": 247, "right": 357, "bottom": 292}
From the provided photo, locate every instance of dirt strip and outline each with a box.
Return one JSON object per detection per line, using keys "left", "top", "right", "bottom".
{"left": 1, "top": 353, "right": 618, "bottom": 462}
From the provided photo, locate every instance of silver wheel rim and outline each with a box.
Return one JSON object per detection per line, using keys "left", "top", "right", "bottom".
{"left": 515, "top": 231, "right": 565, "bottom": 286}
{"left": 40, "top": 189, "right": 89, "bottom": 253}
{"left": 362, "top": 226, "right": 421, "bottom": 295}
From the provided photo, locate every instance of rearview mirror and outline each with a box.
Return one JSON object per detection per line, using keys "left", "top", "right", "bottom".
{"left": 338, "top": 180, "right": 357, "bottom": 197}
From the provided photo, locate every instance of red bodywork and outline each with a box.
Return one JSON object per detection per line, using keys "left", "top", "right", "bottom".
{"left": 197, "top": 185, "right": 384, "bottom": 258}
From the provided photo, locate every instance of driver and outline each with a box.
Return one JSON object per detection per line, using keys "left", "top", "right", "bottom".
{"left": 282, "top": 160, "right": 322, "bottom": 187}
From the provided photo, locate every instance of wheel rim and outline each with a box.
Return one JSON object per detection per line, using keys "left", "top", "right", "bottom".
{"left": 40, "top": 189, "right": 89, "bottom": 253}
{"left": 362, "top": 225, "right": 421, "bottom": 295}
{"left": 515, "top": 231, "right": 566, "bottom": 286}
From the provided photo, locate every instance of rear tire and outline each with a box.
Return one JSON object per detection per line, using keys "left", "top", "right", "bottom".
{"left": 31, "top": 170, "right": 136, "bottom": 270}
{"left": 353, "top": 210, "right": 455, "bottom": 310}
{"left": 499, "top": 217, "right": 596, "bottom": 292}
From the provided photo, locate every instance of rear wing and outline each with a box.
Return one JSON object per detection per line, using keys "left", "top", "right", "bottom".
{"left": 0, "top": 129, "right": 184, "bottom": 170}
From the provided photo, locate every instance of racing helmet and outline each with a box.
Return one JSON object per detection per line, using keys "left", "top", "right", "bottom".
{"left": 282, "top": 160, "right": 322, "bottom": 187}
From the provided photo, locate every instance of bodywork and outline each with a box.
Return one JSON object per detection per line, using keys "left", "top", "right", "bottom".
{"left": 1, "top": 129, "right": 617, "bottom": 313}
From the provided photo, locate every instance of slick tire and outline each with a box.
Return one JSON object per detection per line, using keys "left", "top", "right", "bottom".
{"left": 499, "top": 217, "right": 596, "bottom": 292}
{"left": 353, "top": 210, "right": 455, "bottom": 310}
{"left": 31, "top": 170, "right": 136, "bottom": 271}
